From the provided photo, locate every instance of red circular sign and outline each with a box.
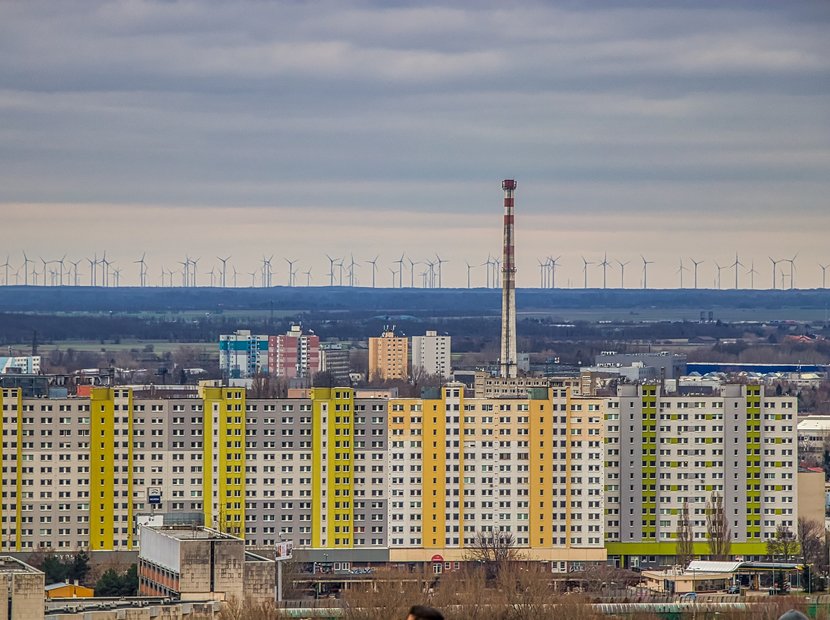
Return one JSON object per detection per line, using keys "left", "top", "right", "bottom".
{"left": 431, "top": 555, "right": 444, "bottom": 563}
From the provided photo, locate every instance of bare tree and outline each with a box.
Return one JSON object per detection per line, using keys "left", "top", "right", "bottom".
{"left": 767, "top": 524, "right": 800, "bottom": 561}
{"left": 798, "top": 518, "right": 824, "bottom": 566}
{"left": 341, "top": 569, "right": 429, "bottom": 620}
{"left": 463, "top": 529, "right": 524, "bottom": 579}
{"left": 676, "top": 500, "right": 693, "bottom": 568}
{"left": 705, "top": 492, "right": 732, "bottom": 560}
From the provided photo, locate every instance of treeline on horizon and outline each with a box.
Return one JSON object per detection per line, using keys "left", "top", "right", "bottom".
{"left": 0, "top": 286, "right": 827, "bottom": 314}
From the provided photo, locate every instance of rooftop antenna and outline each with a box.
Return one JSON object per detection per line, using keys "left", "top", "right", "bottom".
{"left": 690, "top": 258, "right": 703, "bottom": 290}
{"left": 217, "top": 256, "right": 231, "bottom": 288}
{"left": 366, "top": 256, "right": 379, "bottom": 288}
{"left": 616, "top": 259, "right": 629, "bottom": 289}
{"left": 599, "top": 252, "right": 611, "bottom": 289}
{"left": 730, "top": 252, "right": 744, "bottom": 289}
{"left": 641, "top": 255, "right": 654, "bottom": 289}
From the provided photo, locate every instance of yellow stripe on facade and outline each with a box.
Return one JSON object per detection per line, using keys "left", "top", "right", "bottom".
{"left": 90, "top": 387, "right": 115, "bottom": 550}
{"left": 422, "top": 398, "right": 445, "bottom": 549}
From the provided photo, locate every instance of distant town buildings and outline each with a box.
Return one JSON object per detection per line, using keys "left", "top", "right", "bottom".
{"left": 219, "top": 329, "right": 268, "bottom": 379}
{"left": 268, "top": 325, "right": 320, "bottom": 379}
{"left": 0, "top": 355, "right": 40, "bottom": 374}
{"left": 594, "top": 351, "right": 687, "bottom": 380}
{"left": 410, "top": 330, "right": 451, "bottom": 378}
{"left": 320, "top": 342, "right": 351, "bottom": 384}
{"left": 368, "top": 329, "right": 408, "bottom": 381}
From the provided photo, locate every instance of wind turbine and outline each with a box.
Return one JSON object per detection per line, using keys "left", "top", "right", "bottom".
{"left": 730, "top": 253, "right": 744, "bottom": 289}
{"left": 537, "top": 259, "right": 547, "bottom": 288}
{"left": 366, "top": 256, "right": 379, "bottom": 288}
{"left": 493, "top": 258, "right": 501, "bottom": 288}
{"left": 615, "top": 259, "right": 629, "bottom": 289}
{"left": 217, "top": 256, "right": 231, "bottom": 288}
{"left": 88, "top": 255, "right": 98, "bottom": 286}
{"left": 676, "top": 258, "right": 688, "bottom": 289}
{"left": 232, "top": 266, "right": 238, "bottom": 288}
{"left": 190, "top": 257, "right": 201, "bottom": 287}
{"left": 303, "top": 268, "right": 312, "bottom": 286}
{"left": 407, "top": 257, "right": 418, "bottom": 288}
{"left": 435, "top": 254, "right": 447, "bottom": 288}
{"left": 336, "top": 258, "right": 344, "bottom": 286}
{"left": 248, "top": 271, "right": 257, "bottom": 287}
{"left": 39, "top": 257, "right": 50, "bottom": 287}
{"left": 785, "top": 253, "right": 798, "bottom": 289}
{"left": 641, "top": 255, "right": 654, "bottom": 289}
{"left": 747, "top": 260, "right": 758, "bottom": 290}
{"left": 208, "top": 266, "right": 216, "bottom": 287}
{"left": 714, "top": 262, "right": 724, "bottom": 289}
{"left": 482, "top": 255, "right": 493, "bottom": 288}
{"left": 347, "top": 255, "right": 358, "bottom": 287}
{"left": 261, "top": 256, "right": 272, "bottom": 288}
{"left": 134, "top": 253, "right": 148, "bottom": 287}
{"left": 819, "top": 264, "right": 829, "bottom": 289}
{"left": 57, "top": 254, "right": 66, "bottom": 286}
{"left": 425, "top": 259, "right": 436, "bottom": 288}
{"left": 466, "top": 261, "right": 474, "bottom": 289}
{"left": 549, "top": 256, "right": 561, "bottom": 289}
{"left": 179, "top": 258, "right": 190, "bottom": 287}
{"left": 388, "top": 267, "right": 397, "bottom": 288}
{"left": 690, "top": 258, "right": 703, "bottom": 290}
{"left": 580, "top": 257, "right": 592, "bottom": 289}
{"left": 598, "top": 253, "right": 611, "bottom": 289}
{"left": 769, "top": 257, "right": 781, "bottom": 290}
{"left": 22, "top": 252, "right": 31, "bottom": 286}
{"left": 0, "top": 256, "right": 10, "bottom": 286}
{"left": 70, "top": 259, "right": 81, "bottom": 286}
{"left": 325, "top": 254, "right": 337, "bottom": 287}
{"left": 284, "top": 258, "right": 297, "bottom": 286}
{"left": 394, "top": 254, "right": 405, "bottom": 289}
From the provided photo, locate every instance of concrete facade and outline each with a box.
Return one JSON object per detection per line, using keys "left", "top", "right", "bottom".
{"left": 411, "top": 331, "right": 451, "bottom": 379}
{"left": 594, "top": 351, "right": 687, "bottom": 379}
{"left": 0, "top": 556, "right": 44, "bottom": 620}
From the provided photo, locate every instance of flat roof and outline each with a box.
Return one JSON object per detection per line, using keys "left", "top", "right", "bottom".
{"left": 146, "top": 526, "right": 241, "bottom": 542}
{"left": 0, "top": 556, "right": 42, "bottom": 574}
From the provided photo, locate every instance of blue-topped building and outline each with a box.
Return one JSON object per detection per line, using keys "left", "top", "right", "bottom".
{"left": 219, "top": 329, "right": 269, "bottom": 379}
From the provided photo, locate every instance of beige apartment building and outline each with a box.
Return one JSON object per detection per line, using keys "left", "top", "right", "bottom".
{"left": 368, "top": 330, "right": 408, "bottom": 381}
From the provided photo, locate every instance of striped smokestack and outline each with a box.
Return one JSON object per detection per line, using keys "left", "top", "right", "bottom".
{"left": 500, "top": 179, "right": 517, "bottom": 379}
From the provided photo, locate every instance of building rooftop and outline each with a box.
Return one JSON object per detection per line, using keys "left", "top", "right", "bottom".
{"left": 148, "top": 526, "right": 240, "bottom": 542}
{"left": 0, "top": 555, "right": 42, "bottom": 574}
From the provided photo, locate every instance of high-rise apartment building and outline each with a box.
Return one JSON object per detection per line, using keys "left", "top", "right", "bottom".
{"left": 219, "top": 330, "right": 269, "bottom": 379}
{"left": 268, "top": 325, "right": 321, "bottom": 379}
{"left": 0, "top": 356, "right": 40, "bottom": 374}
{"left": 319, "top": 343, "right": 351, "bottom": 384}
{"left": 368, "top": 330, "right": 408, "bottom": 382}
{"left": 604, "top": 384, "right": 798, "bottom": 569}
{"left": 410, "top": 331, "right": 451, "bottom": 378}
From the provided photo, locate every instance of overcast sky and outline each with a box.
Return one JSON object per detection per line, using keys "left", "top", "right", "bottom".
{"left": 1, "top": 0, "right": 828, "bottom": 289}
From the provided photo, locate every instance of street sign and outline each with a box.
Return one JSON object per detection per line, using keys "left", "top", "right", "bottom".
{"left": 148, "top": 487, "right": 162, "bottom": 505}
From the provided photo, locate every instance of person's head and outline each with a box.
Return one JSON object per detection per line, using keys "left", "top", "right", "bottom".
{"left": 778, "top": 611, "right": 809, "bottom": 620}
{"left": 407, "top": 605, "right": 444, "bottom": 620}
